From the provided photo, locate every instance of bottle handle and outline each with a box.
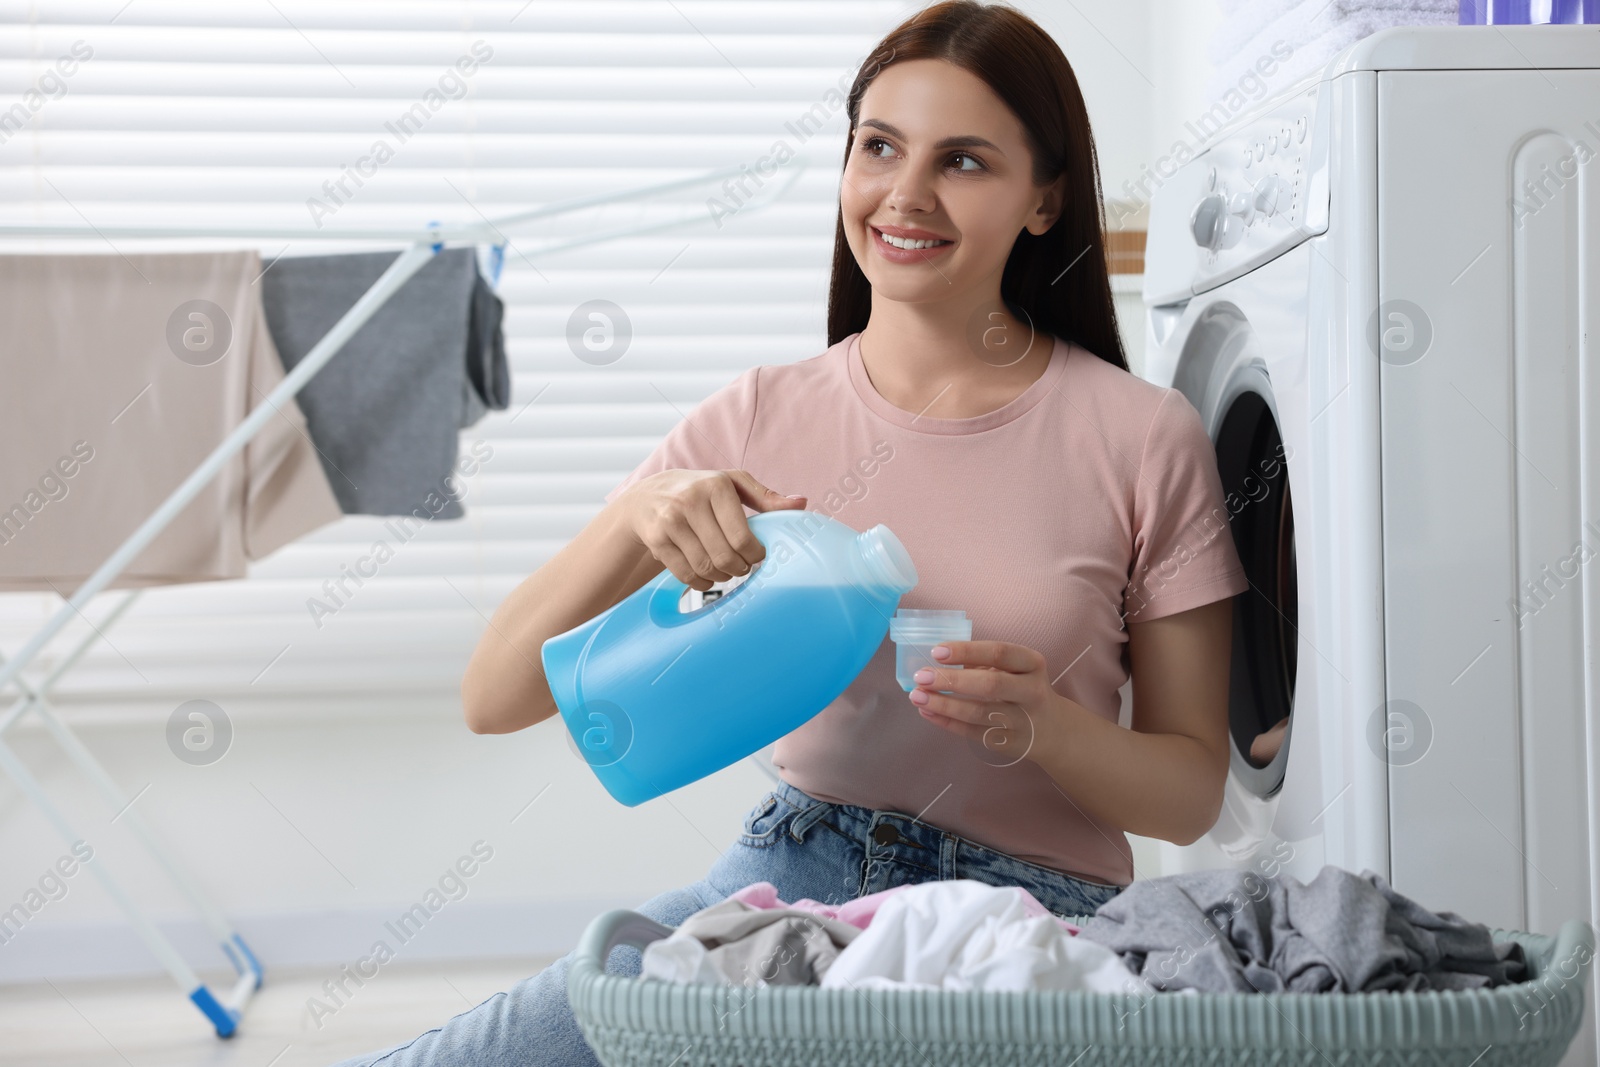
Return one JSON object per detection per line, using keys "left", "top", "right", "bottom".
{"left": 644, "top": 513, "right": 774, "bottom": 628}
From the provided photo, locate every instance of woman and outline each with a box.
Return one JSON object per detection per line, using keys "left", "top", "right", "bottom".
{"left": 333, "top": 2, "right": 1247, "bottom": 1063}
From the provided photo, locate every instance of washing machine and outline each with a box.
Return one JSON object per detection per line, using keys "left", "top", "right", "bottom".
{"left": 1140, "top": 24, "right": 1600, "bottom": 1063}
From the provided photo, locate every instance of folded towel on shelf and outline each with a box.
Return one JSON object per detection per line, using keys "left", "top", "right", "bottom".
{"left": 640, "top": 898, "right": 861, "bottom": 988}
{"left": 260, "top": 247, "right": 509, "bottom": 520}
{"left": 0, "top": 251, "right": 343, "bottom": 591}
{"left": 1212, "top": 0, "right": 1457, "bottom": 62}
{"left": 819, "top": 880, "right": 1154, "bottom": 994}
{"left": 1078, "top": 865, "right": 1528, "bottom": 994}
{"left": 1207, "top": 0, "right": 1456, "bottom": 100}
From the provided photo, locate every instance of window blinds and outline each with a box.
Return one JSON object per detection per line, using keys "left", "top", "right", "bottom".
{"left": 0, "top": 0, "right": 906, "bottom": 712}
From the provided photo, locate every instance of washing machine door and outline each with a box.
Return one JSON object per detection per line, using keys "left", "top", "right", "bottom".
{"left": 1169, "top": 300, "right": 1300, "bottom": 858}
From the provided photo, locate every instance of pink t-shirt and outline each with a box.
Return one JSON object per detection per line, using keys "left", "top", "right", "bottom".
{"left": 603, "top": 331, "right": 1249, "bottom": 886}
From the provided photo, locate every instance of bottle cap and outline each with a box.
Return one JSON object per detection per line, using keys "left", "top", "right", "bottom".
{"left": 890, "top": 608, "right": 972, "bottom": 643}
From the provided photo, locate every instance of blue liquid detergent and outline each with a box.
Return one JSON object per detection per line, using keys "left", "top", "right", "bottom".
{"left": 541, "top": 509, "right": 918, "bottom": 806}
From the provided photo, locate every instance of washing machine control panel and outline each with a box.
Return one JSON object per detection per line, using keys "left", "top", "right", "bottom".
{"left": 1144, "top": 80, "right": 1331, "bottom": 305}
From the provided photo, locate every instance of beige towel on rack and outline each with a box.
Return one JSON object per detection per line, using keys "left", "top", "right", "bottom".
{"left": 0, "top": 250, "right": 343, "bottom": 592}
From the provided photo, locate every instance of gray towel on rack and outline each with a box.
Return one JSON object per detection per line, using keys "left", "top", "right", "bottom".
{"left": 1077, "top": 865, "right": 1527, "bottom": 994}
{"left": 261, "top": 248, "right": 509, "bottom": 520}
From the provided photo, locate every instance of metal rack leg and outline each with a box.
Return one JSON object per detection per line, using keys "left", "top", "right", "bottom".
{"left": 33, "top": 698, "right": 264, "bottom": 987}
{"left": 0, "top": 589, "right": 265, "bottom": 1025}
{"left": 0, "top": 737, "right": 242, "bottom": 1036}
{"left": 0, "top": 590, "right": 142, "bottom": 734}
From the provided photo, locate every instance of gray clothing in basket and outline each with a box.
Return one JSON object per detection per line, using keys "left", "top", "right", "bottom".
{"left": 1077, "top": 865, "right": 1527, "bottom": 994}
{"left": 640, "top": 898, "right": 861, "bottom": 987}
{"left": 261, "top": 248, "right": 508, "bottom": 519}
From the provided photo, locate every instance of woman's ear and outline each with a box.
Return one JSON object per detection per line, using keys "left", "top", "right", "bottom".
{"left": 1025, "top": 173, "right": 1068, "bottom": 236}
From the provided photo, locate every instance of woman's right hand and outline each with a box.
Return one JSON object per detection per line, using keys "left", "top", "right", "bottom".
{"left": 618, "top": 469, "right": 808, "bottom": 591}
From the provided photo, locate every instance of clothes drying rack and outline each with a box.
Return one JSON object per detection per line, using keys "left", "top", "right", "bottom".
{"left": 0, "top": 158, "right": 805, "bottom": 1037}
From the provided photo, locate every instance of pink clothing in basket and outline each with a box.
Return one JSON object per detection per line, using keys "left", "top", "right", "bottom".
{"left": 728, "top": 880, "right": 1082, "bottom": 935}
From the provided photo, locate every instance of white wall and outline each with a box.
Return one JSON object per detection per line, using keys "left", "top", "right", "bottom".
{"left": 0, "top": 0, "right": 1230, "bottom": 982}
{"left": 0, "top": 699, "right": 770, "bottom": 979}
{"left": 1148, "top": 0, "right": 1231, "bottom": 186}
{"left": 1016, "top": 0, "right": 1153, "bottom": 208}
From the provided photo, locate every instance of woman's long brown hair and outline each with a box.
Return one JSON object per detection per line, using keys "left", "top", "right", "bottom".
{"left": 826, "top": 0, "right": 1128, "bottom": 372}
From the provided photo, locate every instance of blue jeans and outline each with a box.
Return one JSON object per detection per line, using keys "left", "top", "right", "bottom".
{"left": 329, "top": 778, "right": 1124, "bottom": 1066}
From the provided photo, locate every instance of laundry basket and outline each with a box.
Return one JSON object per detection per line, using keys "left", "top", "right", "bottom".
{"left": 567, "top": 907, "right": 1595, "bottom": 1067}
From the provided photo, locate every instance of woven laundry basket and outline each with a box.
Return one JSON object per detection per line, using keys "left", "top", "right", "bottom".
{"left": 567, "top": 907, "right": 1594, "bottom": 1067}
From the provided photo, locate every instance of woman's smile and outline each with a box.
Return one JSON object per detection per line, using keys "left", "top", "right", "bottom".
{"left": 870, "top": 222, "right": 956, "bottom": 264}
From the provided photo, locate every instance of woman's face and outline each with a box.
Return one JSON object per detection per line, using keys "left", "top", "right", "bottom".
{"left": 841, "top": 57, "right": 1062, "bottom": 310}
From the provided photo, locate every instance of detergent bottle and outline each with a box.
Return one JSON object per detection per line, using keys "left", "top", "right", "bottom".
{"left": 541, "top": 509, "right": 918, "bottom": 806}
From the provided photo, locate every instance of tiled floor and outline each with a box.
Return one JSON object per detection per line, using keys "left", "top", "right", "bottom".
{"left": 0, "top": 956, "right": 559, "bottom": 1067}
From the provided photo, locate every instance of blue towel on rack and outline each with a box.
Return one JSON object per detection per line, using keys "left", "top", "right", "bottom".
{"left": 261, "top": 248, "right": 509, "bottom": 520}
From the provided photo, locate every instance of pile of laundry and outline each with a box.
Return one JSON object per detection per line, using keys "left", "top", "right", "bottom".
{"left": 638, "top": 866, "right": 1529, "bottom": 996}
{"left": 1079, "top": 865, "right": 1528, "bottom": 994}
{"left": 640, "top": 878, "right": 1153, "bottom": 994}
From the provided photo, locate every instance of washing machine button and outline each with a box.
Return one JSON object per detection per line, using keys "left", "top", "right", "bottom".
{"left": 1190, "top": 192, "right": 1228, "bottom": 249}
{"left": 1254, "top": 175, "right": 1290, "bottom": 218}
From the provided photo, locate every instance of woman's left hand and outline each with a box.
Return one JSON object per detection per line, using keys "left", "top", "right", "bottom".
{"left": 907, "top": 640, "right": 1063, "bottom": 766}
